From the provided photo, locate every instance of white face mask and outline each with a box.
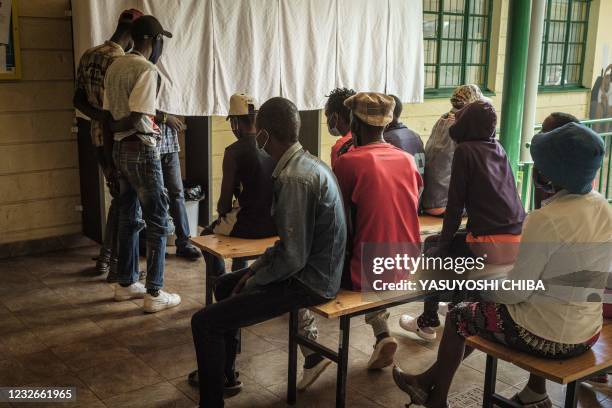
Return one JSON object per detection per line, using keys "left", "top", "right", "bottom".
{"left": 256, "top": 129, "right": 270, "bottom": 151}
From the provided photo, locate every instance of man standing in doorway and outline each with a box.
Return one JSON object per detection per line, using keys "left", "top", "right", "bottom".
{"left": 156, "top": 112, "right": 202, "bottom": 260}
{"left": 73, "top": 9, "right": 142, "bottom": 280}
{"left": 103, "top": 15, "right": 180, "bottom": 313}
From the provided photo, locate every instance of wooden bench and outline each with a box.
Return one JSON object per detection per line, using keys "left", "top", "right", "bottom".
{"left": 189, "top": 215, "right": 454, "bottom": 305}
{"left": 190, "top": 234, "right": 278, "bottom": 305}
{"left": 286, "top": 216, "right": 490, "bottom": 408}
{"left": 466, "top": 321, "right": 612, "bottom": 408}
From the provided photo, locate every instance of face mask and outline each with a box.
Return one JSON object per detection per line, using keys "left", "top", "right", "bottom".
{"left": 256, "top": 129, "right": 270, "bottom": 151}
{"left": 149, "top": 37, "right": 163, "bottom": 64}
{"left": 230, "top": 118, "right": 241, "bottom": 138}
{"left": 327, "top": 113, "right": 342, "bottom": 136}
{"left": 534, "top": 169, "right": 556, "bottom": 194}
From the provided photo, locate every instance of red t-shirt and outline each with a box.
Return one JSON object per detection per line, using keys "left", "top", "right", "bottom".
{"left": 330, "top": 132, "right": 354, "bottom": 168}
{"left": 334, "top": 143, "right": 423, "bottom": 290}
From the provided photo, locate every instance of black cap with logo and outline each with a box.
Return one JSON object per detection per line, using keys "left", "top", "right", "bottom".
{"left": 131, "top": 15, "right": 173, "bottom": 40}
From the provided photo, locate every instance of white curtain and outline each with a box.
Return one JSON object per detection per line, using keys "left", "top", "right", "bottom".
{"left": 387, "top": 0, "right": 424, "bottom": 103}
{"left": 211, "top": 0, "right": 280, "bottom": 115}
{"left": 71, "top": 0, "right": 424, "bottom": 116}
{"left": 336, "top": 0, "right": 388, "bottom": 93}
{"left": 279, "top": 0, "right": 337, "bottom": 111}
{"left": 144, "top": 0, "right": 214, "bottom": 116}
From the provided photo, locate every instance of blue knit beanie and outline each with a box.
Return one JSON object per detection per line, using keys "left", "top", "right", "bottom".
{"left": 530, "top": 122, "right": 604, "bottom": 194}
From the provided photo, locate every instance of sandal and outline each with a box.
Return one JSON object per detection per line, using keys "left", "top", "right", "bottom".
{"left": 392, "top": 365, "right": 430, "bottom": 406}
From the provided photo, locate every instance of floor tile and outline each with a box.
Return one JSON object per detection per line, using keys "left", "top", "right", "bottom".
{"left": 76, "top": 355, "right": 164, "bottom": 400}
{"left": 135, "top": 342, "right": 197, "bottom": 381}
{"left": 102, "top": 381, "right": 194, "bottom": 408}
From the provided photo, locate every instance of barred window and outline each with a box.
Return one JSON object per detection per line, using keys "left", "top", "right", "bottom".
{"left": 540, "top": 0, "right": 591, "bottom": 87}
{"left": 423, "top": 0, "right": 492, "bottom": 92}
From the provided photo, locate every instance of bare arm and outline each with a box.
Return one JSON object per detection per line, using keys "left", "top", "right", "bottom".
{"left": 217, "top": 150, "right": 238, "bottom": 216}
{"left": 73, "top": 88, "right": 105, "bottom": 122}
{"left": 110, "top": 112, "right": 145, "bottom": 133}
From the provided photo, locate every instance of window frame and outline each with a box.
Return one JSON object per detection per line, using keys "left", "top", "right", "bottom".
{"left": 539, "top": 0, "right": 591, "bottom": 91}
{"left": 423, "top": 0, "right": 494, "bottom": 97}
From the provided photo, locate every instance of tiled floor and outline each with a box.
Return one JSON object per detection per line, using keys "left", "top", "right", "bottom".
{"left": 0, "top": 246, "right": 610, "bottom": 408}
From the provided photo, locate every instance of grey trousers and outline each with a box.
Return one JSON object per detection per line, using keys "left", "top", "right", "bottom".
{"left": 298, "top": 309, "right": 390, "bottom": 357}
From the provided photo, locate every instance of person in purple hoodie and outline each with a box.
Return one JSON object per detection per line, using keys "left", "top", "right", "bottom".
{"left": 400, "top": 99, "right": 526, "bottom": 341}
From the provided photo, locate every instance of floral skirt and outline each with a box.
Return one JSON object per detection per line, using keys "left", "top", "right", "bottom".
{"left": 449, "top": 302, "right": 600, "bottom": 359}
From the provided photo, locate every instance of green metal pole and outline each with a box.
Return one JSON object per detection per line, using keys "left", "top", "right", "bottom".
{"left": 499, "top": 0, "right": 532, "bottom": 173}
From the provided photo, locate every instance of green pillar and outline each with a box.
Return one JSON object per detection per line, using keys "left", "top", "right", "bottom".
{"left": 499, "top": 0, "right": 532, "bottom": 172}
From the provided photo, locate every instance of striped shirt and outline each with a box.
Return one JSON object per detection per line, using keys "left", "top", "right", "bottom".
{"left": 75, "top": 41, "right": 124, "bottom": 147}
{"left": 158, "top": 123, "right": 180, "bottom": 154}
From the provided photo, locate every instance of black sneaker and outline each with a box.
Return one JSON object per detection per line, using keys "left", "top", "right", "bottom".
{"left": 176, "top": 244, "right": 202, "bottom": 260}
{"left": 187, "top": 370, "right": 242, "bottom": 397}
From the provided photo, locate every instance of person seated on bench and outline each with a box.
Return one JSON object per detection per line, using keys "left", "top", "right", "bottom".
{"left": 533, "top": 112, "right": 579, "bottom": 209}
{"left": 400, "top": 100, "right": 525, "bottom": 341}
{"left": 201, "top": 93, "right": 277, "bottom": 273}
{"left": 298, "top": 93, "right": 423, "bottom": 390}
{"left": 383, "top": 94, "right": 425, "bottom": 177}
{"left": 421, "top": 85, "right": 484, "bottom": 216}
{"left": 392, "top": 122, "right": 611, "bottom": 408}
{"left": 326, "top": 87, "right": 357, "bottom": 168}
{"left": 191, "top": 97, "right": 347, "bottom": 408}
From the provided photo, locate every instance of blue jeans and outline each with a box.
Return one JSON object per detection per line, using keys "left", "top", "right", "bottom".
{"left": 100, "top": 183, "right": 119, "bottom": 262}
{"left": 114, "top": 140, "right": 173, "bottom": 290}
{"left": 161, "top": 152, "right": 191, "bottom": 248}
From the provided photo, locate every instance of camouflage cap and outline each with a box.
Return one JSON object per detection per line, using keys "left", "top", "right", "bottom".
{"left": 343, "top": 92, "right": 395, "bottom": 127}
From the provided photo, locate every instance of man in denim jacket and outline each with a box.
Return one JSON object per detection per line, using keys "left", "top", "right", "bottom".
{"left": 191, "top": 97, "right": 347, "bottom": 408}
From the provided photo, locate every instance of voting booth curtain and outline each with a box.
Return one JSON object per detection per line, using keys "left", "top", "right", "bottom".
{"left": 72, "top": 0, "right": 424, "bottom": 116}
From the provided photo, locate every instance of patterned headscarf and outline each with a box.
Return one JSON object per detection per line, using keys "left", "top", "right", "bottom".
{"left": 450, "top": 84, "right": 484, "bottom": 111}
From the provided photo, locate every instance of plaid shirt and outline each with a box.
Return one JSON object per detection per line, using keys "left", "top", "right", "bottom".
{"left": 158, "top": 122, "right": 180, "bottom": 154}
{"left": 76, "top": 41, "right": 124, "bottom": 147}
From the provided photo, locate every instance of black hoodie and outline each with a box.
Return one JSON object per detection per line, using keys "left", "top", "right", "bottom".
{"left": 438, "top": 100, "right": 525, "bottom": 250}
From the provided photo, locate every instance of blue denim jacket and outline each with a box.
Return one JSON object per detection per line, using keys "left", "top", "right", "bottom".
{"left": 250, "top": 143, "right": 347, "bottom": 299}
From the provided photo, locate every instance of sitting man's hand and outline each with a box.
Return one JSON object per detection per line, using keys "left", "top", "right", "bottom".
{"left": 231, "top": 268, "right": 254, "bottom": 296}
{"left": 165, "top": 115, "right": 185, "bottom": 133}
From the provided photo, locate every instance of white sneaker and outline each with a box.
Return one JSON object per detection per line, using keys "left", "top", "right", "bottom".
{"left": 143, "top": 290, "right": 181, "bottom": 313}
{"left": 114, "top": 282, "right": 146, "bottom": 301}
{"left": 438, "top": 302, "right": 449, "bottom": 317}
{"left": 297, "top": 359, "right": 332, "bottom": 391}
{"left": 367, "top": 337, "right": 398, "bottom": 369}
{"left": 399, "top": 315, "right": 437, "bottom": 341}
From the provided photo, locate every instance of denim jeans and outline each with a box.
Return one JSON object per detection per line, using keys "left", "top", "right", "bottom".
{"left": 161, "top": 152, "right": 192, "bottom": 248}
{"left": 114, "top": 140, "right": 172, "bottom": 290}
{"left": 421, "top": 232, "right": 474, "bottom": 325}
{"left": 99, "top": 184, "right": 119, "bottom": 263}
{"left": 191, "top": 268, "right": 326, "bottom": 408}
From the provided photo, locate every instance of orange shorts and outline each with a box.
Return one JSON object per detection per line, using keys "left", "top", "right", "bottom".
{"left": 466, "top": 232, "right": 521, "bottom": 264}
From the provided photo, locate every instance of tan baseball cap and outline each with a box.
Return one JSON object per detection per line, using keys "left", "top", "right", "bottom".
{"left": 343, "top": 92, "right": 395, "bottom": 127}
{"left": 226, "top": 93, "right": 258, "bottom": 120}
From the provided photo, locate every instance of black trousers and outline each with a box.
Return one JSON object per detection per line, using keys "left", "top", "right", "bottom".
{"left": 422, "top": 232, "right": 475, "bottom": 321}
{"left": 191, "top": 269, "right": 326, "bottom": 408}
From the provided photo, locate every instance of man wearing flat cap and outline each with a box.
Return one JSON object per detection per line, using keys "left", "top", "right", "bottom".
{"left": 300, "top": 93, "right": 423, "bottom": 387}
{"left": 103, "top": 15, "right": 180, "bottom": 313}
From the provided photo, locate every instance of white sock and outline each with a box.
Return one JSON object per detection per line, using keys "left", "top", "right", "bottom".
{"left": 518, "top": 386, "right": 548, "bottom": 404}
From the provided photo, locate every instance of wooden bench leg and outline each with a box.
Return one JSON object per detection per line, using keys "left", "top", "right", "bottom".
{"left": 203, "top": 255, "right": 215, "bottom": 306}
{"left": 287, "top": 309, "right": 298, "bottom": 405}
{"left": 336, "top": 316, "right": 351, "bottom": 408}
{"left": 483, "top": 355, "right": 498, "bottom": 408}
{"left": 564, "top": 381, "right": 578, "bottom": 408}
